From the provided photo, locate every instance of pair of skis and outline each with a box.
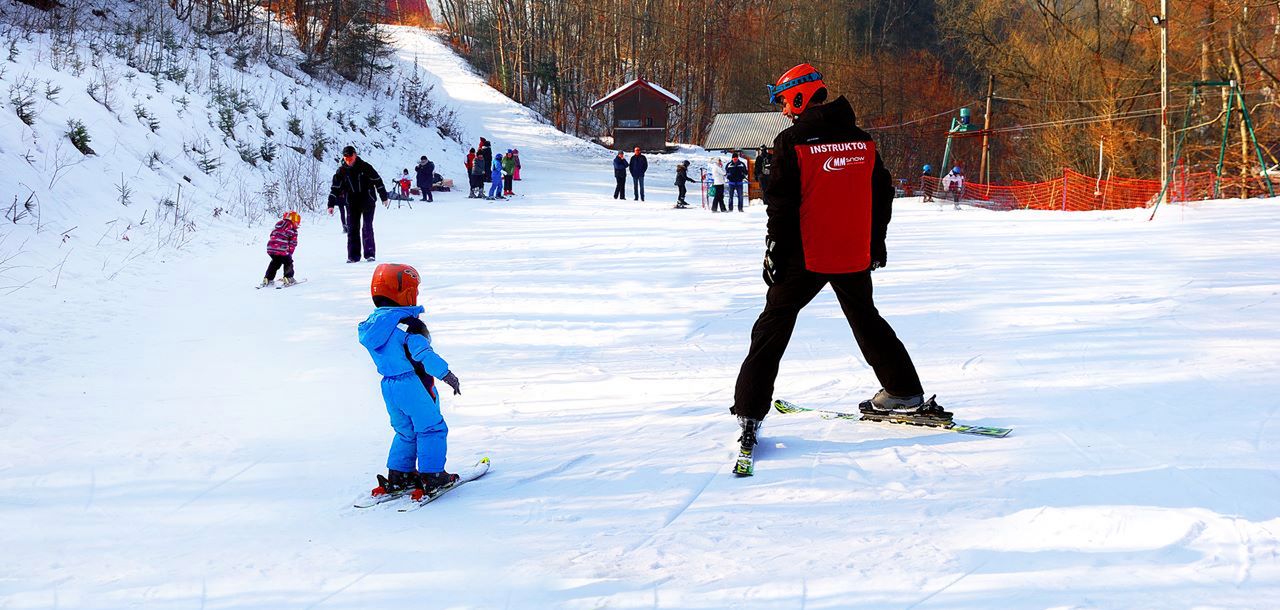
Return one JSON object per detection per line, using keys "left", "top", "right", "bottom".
{"left": 255, "top": 279, "right": 308, "bottom": 290}
{"left": 733, "top": 399, "right": 1012, "bottom": 477}
{"left": 352, "top": 457, "right": 490, "bottom": 512}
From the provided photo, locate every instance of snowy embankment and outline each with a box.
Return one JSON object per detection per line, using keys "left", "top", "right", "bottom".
{"left": 3, "top": 18, "right": 1279, "bottom": 610}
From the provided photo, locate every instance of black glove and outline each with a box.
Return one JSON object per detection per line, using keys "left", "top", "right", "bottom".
{"left": 870, "top": 240, "right": 887, "bottom": 271}
{"left": 441, "top": 371, "right": 461, "bottom": 395}
{"left": 400, "top": 316, "right": 428, "bottom": 335}
{"left": 762, "top": 237, "right": 783, "bottom": 286}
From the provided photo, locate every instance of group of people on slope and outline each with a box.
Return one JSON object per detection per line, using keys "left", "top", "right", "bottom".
{"left": 465, "top": 137, "right": 521, "bottom": 200}
{"left": 920, "top": 164, "right": 966, "bottom": 208}
{"left": 391, "top": 156, "right": 440, "bottom": 203}
{"left": 618, "top": 145, "right": 776, "bottom": 210}
{"left": 612, "top": 147, "right": 649, "bottom": 200}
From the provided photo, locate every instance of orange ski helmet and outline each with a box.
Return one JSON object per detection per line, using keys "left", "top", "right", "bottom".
{"left": 283, "top": 210, "right": 301, "bottom": 226}
{"left": 768, "top": 64, "right": 827, "bottom": 117}
{"left": 371, "top": 263, "right": 421, "bottom": 307}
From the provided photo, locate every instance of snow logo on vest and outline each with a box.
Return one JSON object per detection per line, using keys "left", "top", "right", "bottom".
{"left": 809, "top": 142, "right": 870, "bottom": 173}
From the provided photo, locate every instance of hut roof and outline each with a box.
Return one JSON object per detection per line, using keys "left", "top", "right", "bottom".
{"left": 590, "top": 79, "right": 682, "bottom": 108}
{"left": 703, "top": 112, "right": 793, "bottom": 151}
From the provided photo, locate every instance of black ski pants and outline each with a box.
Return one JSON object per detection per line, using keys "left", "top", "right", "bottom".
{"left": 264, "top": 254, "right": 295, "bottom": 280}
{"left": 346, "top": 200, "right": 377, "bottom": 261}
{"left": 732, "top": 266, "right": 922, "bottom": 421}
{"left": 711, "top": 185, "right": 726, "bottom": 212}
{"left": 677, "top": 182, "right": 687, "bottom": 204}
{"left": 613, "top": 171, "right": 627, "bottom": 199}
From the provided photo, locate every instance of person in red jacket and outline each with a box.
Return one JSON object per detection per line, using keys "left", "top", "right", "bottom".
{"left": 262, "top": 211, "right": 300, "bottom": 287}
{"left": 731, "top": 64, "right": 943, "bottom": 452}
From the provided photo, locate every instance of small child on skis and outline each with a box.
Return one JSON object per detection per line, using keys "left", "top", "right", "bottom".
{"left": 261, "top": 211, "right": 300, "bottom": 288}
{"left": 487, "top": 153, "right": 505, "bottom": 200}
{"left": 359, "top": 263, "right": 463, "bottom": 501}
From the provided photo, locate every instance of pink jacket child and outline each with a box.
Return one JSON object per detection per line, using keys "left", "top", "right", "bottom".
{"left": 262, "top": 211, "right": 300, "bottom": 287}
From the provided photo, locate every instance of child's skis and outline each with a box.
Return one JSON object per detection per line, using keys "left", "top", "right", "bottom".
{"left": 398, "top": 457, "right": 491, "bottom": 512}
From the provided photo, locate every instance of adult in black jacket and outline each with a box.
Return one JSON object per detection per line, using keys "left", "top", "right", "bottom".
{"left": 612, "top": 151, "right": 628, "bottom": 199}
{"left": 478, "top": 138, "right": 494, "bottom": 184}
{"left": 328, "top": 145, "right": 389, "bottom": 262}
{"left": 674, "top": 160, "right": 695, "bottom": 207}
{"left": 731, "top": 65, "right": 932, "bottom": 445}
{"left": 628, "top": 147, "right": 648, "bottom": 201}
{"left": 754, "top": 145, "right": 773, "bottom": 196}
{"left": 415, "top": 156, "right": 435, "bottom": 202}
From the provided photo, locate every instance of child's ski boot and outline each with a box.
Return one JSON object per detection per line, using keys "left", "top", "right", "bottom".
{"left": 412, "top": 471, "right": 461, "bottom": 502}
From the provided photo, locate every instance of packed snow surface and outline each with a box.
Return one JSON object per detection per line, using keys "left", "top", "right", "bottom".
{"left": 2, "top": 27, "right": 1278, "bottom": 609}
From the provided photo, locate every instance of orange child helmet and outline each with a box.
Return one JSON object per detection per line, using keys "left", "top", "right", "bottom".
{"left": 283, "top": 210, "right": 301, "bottom": 225}
{"left": 768, "top": 64, "right": 827, "bottom": 118}
{"left": 371, "top": 263, "right": 421, "bottom": 307}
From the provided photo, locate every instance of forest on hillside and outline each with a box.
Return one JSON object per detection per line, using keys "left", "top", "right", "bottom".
{"left": 7, "top": 0, "right": 1277, "bottom": 190}
{"left": 436, "top": 0, "right": 1280, "bottom": 191}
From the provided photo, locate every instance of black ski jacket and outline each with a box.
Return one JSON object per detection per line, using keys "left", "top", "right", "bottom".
{"left": 328, "top": 157, "right": 389, "bottom": 209}
{"left": 764, "top": 96, "right": 894, "bottom": 268}
{"left": 675, "top": 165, "right": 695, "bottom": 185}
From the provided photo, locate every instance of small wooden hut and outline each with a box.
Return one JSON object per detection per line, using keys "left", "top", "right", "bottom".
{"left": 591, "top": 79, "right": 682, "bottom": 152}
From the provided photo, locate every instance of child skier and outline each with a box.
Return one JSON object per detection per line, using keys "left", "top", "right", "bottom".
{"left": 487, "top": 153, "right": 505, "bottom": 200}
{"left": 261, "top": 211, "right": 300, "bottom": 288}
{"left": 359, "top": 263, "right": 463, "bottom": 501}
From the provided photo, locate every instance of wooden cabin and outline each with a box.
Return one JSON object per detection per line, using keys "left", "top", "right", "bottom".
{"left": 591, "top": 79, "right": 681, "bottom": 152}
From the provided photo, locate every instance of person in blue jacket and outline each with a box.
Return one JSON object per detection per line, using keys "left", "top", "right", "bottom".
{"left": 358, "top": 263, "right": 463, "bottom": 499}
{"left": 487, "top": 153, "right": 506, "bottom": 200}
{"left": 612, "top": 151, "right": 628, "bottom": 199}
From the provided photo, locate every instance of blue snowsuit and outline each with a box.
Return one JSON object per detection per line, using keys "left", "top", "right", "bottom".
{"left": 488, "top": 157, "right": 504, "bottom": 198}
{"left": 357, "top": 305, "right": 451, "bottom": 473}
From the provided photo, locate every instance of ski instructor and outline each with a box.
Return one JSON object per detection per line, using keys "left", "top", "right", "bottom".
{"left": 731, "top": 64, "right": 940, "bottom": 448}
{"left": 329, "top": 145, "right": 390, "bottom": 263}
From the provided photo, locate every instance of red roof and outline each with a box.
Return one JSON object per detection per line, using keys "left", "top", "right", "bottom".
{"left": 590, "top": 79, "right": 682, "bottom": 109}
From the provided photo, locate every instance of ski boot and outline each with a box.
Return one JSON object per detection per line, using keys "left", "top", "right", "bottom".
{"left": 260, "top": 278, "right": 274, "bottom": 288}
{"left": 280, "top": 277, "right": 297, "bottom": 287}
{"left": 738, "top": 416, "right": 762, "bottom": 449}
{"left": 371, "top": 469, "right": 420, "bottom": 499}
{"left": 734, "top": 416, "right": 762, "bottom": 476}
{"left": 412, "top": 471, "right": 461, "bottom": 502}
{"left": 860, "top": 390, "right": 953, "bottom": 425}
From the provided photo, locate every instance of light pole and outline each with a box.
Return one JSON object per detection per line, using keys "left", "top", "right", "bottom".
{"left": 1155, "top": 5, "right": 1169, "bottom": 204}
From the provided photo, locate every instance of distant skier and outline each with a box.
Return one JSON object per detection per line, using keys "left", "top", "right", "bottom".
{"left": 732, "top": 64, "right": 938, "bottom": 454}
{"left": 942, "top": 166, "right": 965, "bottom": 208}
{"left": 328, "top": 145, "right": 389, "bottom": 263}
{"left": 725, "top": 151, "right": 748, "bottom": 212}
{"left": 709, "top": 157, "right": 727, "bottom": 212}
{"left": 612, "top": 151, "right": 628, "bottom": 199}
{"left": 629, "top": 147, "right": 648, "bottom": 201}
{"left": 359, "top": 263, "right": 463, "bottom": 502}
{"left": 511, "top": 149, "right": 522, "bottom": 181}
{"left": 754, "top": 145, "right": 773, "bottom": 199}
{"left": 478, "top": 138, "right": 494, "bottom": 185}
{"left": 465, "top": 148, "right": 478, "bottom": 198}
{"left": 921, "top": 165, "right": 934, "bottom": 202}
{"left": 261, "top": 210, "right": 300, "bottom": 288}
{"left": 469, "top": 151, "right": 488, "bottom": 199}
{"left": 502, "top": 149, "right": 516, "bottom": 196}
{"left": 487, "top": 153, "right": 505, "bottom": 200}
{"left": 416, "top": 156, "right": 435, "bottom": 202}
{"left": 675, "top": 160, "right": 695, "bottom": 207}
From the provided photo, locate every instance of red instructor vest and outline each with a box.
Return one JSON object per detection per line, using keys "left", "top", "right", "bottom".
{"left": 795, "top": 140, "right": 876, "bottom": 273}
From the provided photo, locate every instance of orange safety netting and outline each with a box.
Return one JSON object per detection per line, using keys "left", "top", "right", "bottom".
{"left": 916, "top": 168, "right": 1219, "bottom": 211}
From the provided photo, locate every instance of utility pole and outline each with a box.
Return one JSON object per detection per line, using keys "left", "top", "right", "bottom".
{"left": 979, "top": 75, "right": 995, "bottom": 184}
{"left": 1159, "top": 0, "right": 1170, "bottom": 204}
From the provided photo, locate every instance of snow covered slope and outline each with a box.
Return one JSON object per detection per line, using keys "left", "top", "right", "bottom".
{"left": 3, "top": 22, "right": 1279, "bottom": 610}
